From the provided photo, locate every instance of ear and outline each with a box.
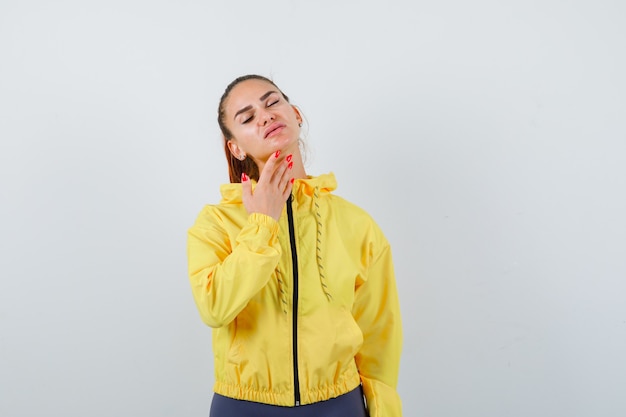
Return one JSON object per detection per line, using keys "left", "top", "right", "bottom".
{"left": 227, "top": 139, "right": 245, "bottom": 160}
{"left": 292, "top": 105, "right": 303, "bottom": 125}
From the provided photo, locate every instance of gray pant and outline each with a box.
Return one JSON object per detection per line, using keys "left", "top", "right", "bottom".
{"left": 209, "top": 385, "right": 368, "bottom": 417}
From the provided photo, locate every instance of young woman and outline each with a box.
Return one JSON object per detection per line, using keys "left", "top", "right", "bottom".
{"left": 187, "top": 75, "right": 403, "bottom": 417}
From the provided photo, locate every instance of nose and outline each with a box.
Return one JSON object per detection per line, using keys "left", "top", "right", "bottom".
{"left": 259, "top": 109, "right": 275, "bottom": 125}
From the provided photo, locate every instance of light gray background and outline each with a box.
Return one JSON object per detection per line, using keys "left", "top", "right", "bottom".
{"left": 1, "top": 1, "right": 625, "bottom": 416}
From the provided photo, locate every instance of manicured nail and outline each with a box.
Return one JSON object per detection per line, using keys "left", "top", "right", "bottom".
{"left": 288, "top": 161, "right": 293, "bottom": 169}
{"left": 241, "top": 172, "right": 248, "bottom": 181}
{"left": 286, "top": 154, "right": 293, "bottom": 163}
{"left": 275, "top": 150, "right": 281, "bottom": 158}
{"left": 290, "top": 178, "right": 295, "bottom": 184}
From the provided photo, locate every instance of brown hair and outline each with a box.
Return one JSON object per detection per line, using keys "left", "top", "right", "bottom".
{"left": 218, "top": 74, "right": 290, "bottom": 183}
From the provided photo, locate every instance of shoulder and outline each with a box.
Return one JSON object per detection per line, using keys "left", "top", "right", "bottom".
{"left": 326, "top": 194, "right": 370, "bottom": 217}
{"left": 323, "top": 194, "right": 390, "bottom": 248}
{"left": 189, "top": 202, "right": 244, "bottom": 232}
{"left": 190, "top": 180, "right": 244, "bottom": 226}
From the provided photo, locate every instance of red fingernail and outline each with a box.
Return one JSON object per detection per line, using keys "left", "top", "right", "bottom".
{"left": 286, "top": 154, "right": 293, "bottom": 163}
{"left": 275, "top": 150, "right": 281, "bottom": 158}
{"left": 290, "top": 178, "right": 295, "bottom": 184}
{"left": 288, "top": 161, "right": 293, "bottom": 169}
{"left": 241, "top": 172, "right": 248, "bottom": 181}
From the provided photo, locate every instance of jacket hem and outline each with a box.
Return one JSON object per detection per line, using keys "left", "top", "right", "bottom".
{"left": 213, "top": 368, "right": 361, "bottom": 407}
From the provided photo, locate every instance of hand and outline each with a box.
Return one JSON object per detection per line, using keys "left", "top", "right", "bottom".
{"left": 241, "top": 151, "right": 294, "bottom": 221}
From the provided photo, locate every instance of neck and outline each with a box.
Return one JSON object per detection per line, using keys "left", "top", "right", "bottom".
{"left": 289, "top": 151, "right": 307, "bottom": 180}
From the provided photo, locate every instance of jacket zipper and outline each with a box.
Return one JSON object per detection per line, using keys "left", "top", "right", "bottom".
{"left": 286, "top": 195, "right": 301, "bottom": 406}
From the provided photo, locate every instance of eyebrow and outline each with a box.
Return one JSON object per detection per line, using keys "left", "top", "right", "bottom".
{"left": 233, "top": 90, "right": 279, "bottom": 120}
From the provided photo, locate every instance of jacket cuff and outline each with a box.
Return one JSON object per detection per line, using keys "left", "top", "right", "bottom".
{"left": 248, "top": 213, "right": 280, "bottom": 235}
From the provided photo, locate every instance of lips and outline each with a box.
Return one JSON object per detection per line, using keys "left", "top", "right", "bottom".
{"left": 264, "top": 122, "right": 286, "bottom": 139}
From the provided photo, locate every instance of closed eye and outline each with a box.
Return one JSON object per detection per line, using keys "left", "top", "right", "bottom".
{"left": 268, "top": 99, "right": 279, "bottom": 107}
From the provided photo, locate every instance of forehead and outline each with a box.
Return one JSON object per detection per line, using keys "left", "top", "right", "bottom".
{"left": 225, "top": 79, "right": 278, "bottom": 110}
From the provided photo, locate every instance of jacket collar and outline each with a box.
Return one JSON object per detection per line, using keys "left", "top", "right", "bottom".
{"left": 219, "top": 173, "right": 337, "bottom": 204}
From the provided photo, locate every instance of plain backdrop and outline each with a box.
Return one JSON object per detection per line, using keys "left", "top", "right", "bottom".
{"left": 1, "top": 1, "right": 625, "bottom": 416}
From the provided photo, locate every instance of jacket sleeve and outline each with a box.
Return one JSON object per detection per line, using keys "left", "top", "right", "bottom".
{"left": 353, "top": 241, "right": 403, "bottom": 417}
{"left": 187, "top": 210, "right": 282, "bottom": 328}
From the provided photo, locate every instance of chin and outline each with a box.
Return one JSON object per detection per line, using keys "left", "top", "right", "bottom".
{"left": 269, "top": 135, "right": 297, "bottom": 149}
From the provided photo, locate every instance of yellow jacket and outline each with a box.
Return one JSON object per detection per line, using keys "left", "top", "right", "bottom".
{"left": 187, "top": 173, "right": 402, "bottom": 416}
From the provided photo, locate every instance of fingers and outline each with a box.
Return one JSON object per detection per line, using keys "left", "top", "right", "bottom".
{"left": 260, "top": 150, "right": 294, "bottom": 186}
{"left": 241, "top": 171, "right": 252, "bottom": 205}
{"left": 283, "top": 177, "right": 294, "bottom": 200}
{"left": 277, "top": 158, "right": 294, "bottom": 195}
{"left": 258, "top": 150, "right": 283, "bottom": 183}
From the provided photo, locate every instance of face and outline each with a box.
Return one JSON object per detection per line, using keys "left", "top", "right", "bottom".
{"left": 224, "top": 78, "right": 302, "bottom": 164}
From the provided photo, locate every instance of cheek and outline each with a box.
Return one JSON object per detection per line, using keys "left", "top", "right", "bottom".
{"left": 233, "top": 127, "right": 258, "bottom": 145}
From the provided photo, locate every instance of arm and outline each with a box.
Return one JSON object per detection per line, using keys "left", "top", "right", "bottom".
{"left": 353, "top": 242, "right": 403, "bottom": 417}
{"left": 188, "top": 151, "right": 293, "bottom": 328}
{"left": 187, "top": 211, "right": 281, "bottom": 328}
